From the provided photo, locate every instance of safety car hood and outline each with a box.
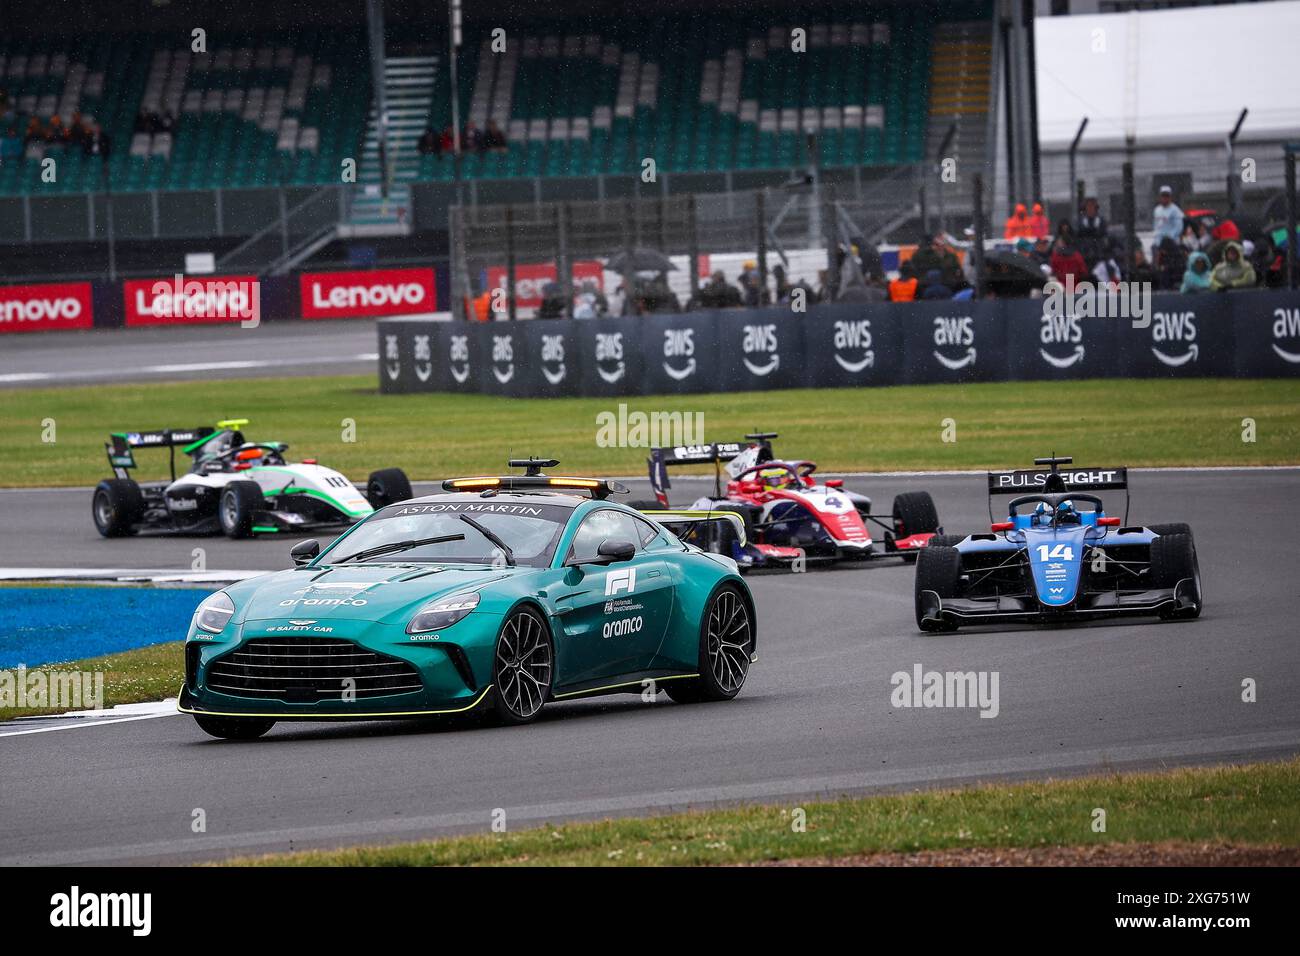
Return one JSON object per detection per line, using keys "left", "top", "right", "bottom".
{"left": 233, "top": 564, "right": 523, "bottom": 622}
{"left": 1023, "top": 526, "right": 1089, "bottom": 606}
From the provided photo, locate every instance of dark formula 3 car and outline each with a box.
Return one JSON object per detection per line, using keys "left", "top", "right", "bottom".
{"left": 915, "top": 456, "right": 1203, "bottom": 631}
{"left": 93, "top": 419, "right": 412, "bottom": 539}
{"left": 640, "top": 433, "right": 941, "bottom": 569}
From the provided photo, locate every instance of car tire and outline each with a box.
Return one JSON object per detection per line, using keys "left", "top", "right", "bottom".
{"left": 927, "top": 533, "right": 964, "bottom": 549}
{"left": 915, "top": 545, "right": 962, "bottom": 632}
{"left": 193, "top": 716, "right": 275, "bottom": 740}
{"left": 367, "top": 468, "right": 413, "bottom": 508}
{"left": 893, "top": 491, "right": 940, "bottom": 538}
{"left": 490, "top": 606, "right": 553, "bottom": 725}
{"left": 1150, "top": 532, "right": 1202, "bottom": 620}
{"left": 92, "top": 479, "right": 144, "bottom": 537}
{"left": 219, "top": 480, "right": 263, "bottom": 539}
{"left": 665, "top": 584, "right": 753, "bottom": 703}
{"left": 1149, "top": 522, "right": 1193, "bottom": 542}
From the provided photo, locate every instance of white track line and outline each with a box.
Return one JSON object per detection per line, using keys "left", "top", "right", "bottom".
{"left": 0, "top": 710, "right": 177, "bottom": 739}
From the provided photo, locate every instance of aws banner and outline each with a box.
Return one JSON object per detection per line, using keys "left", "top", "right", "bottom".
{"left": 378, "top": 291, "right": 1300, "bottom": 396}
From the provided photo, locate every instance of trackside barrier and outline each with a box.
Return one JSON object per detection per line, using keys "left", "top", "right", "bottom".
{"left": 376, "top": 291, "right": 1300, "bottom": 394}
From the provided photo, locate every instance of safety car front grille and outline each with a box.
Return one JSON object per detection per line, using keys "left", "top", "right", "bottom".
{"left": 206, "top": 637, "right": 422, "bottom": 702}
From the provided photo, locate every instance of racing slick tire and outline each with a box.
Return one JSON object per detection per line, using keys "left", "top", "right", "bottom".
{"left": 926, "top": 534, "right": 964, "bottom": 549}
{"left": 892, "top": 491, "right": 940, "bottom": 538}
{"left": 1149, "top": 522, "right": 1193, "bottom": 542}
{"left": 92, "top": 478, "right": 144, "bottom": 537}
{"left": 219, "top": 480, "right": 263, "bottom": 539}
{"left": 489, "top": 606, "right": 554, "bottom": 725}
{"left": 626, "top": 499, "right": 665, "bottom": 511}
{"left": 366, "top": 468, "right": 413, "bottom": 509}
{"left": 1149, "top": 532, "right": 1202, "bottom": 620}
{"left": 665, "top": 585, "right": 754, "bottom": 703}
{"left": 193, "top": 716, "right": 275, "bottom": 740}
{"left": 914, "top": 545, "right": 961, "bottom": 632}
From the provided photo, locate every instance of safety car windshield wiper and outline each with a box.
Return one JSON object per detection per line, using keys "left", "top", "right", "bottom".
{"left": 458, "top": 514, "right": 516, "bottom": 566}
{"left": 335, "top": 533, "right": 465, "bottom": 563}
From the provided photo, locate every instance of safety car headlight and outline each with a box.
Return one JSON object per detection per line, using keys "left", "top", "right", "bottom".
{"left": 194, "top": 591, "right": 236, "bottom": 634}
{"left": 407, "top": 592, "right": 480, "bottom": 634}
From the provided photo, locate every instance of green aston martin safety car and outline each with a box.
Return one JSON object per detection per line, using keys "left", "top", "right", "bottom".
{"left": 179, "top": 459, "right": 757, "bottom": 739}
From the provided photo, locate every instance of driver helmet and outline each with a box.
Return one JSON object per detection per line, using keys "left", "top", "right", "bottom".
{"left": 1032, "top": 501, "right": 1052, "bottom": 526}
{"left": 758, "top": 467, "right": 794, "bottom": 489}
{"left": 1056, "top": 499, "right": 1081, "bottom": 524}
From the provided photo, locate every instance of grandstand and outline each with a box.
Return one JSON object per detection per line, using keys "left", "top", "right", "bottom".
{"left": 1, "top": 3, "right": 992, "bottom": 201}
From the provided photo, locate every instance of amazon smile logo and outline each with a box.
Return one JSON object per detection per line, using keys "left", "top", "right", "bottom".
{"left": 1272, "top": 307, "right": 1300, "bottom": 364}
{"left": 932, "top": 315, "right": 977, "bottom": 370}
{"left": 741, "top": 323, "right": 780, "bottom": 376}
{"left": 491, "top": 333, "right": 515, "bottom": 384}
{"left": 449, "top": 333, "right": 471, "bottom": 384}
{"left": 595, "top": 331, "right": 626, "bottom": 383}
{"left": 1150, "top": 310, "right": 1199, "bottom": 367}
{"left": 540, "top": 332, "right": 567, "bottom": 385}
{"left": 662, "top": 327, "right": 695, "bottom": 380}
{"left": 833, "top": 318, "right": 875, "bottom": 372}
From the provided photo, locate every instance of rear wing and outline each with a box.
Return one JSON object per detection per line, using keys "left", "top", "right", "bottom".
{"left": 986, "top": 466, "right": 1128, "bottom": 495}
{"left": 986, "top": 460, "right": 1129, "bottom": 523}
{"left": 105, "top": 427, "right": 216, "bottom": 479}
{"left": 638, "top": 509, "right": 748, "bottom": 547}
{"left": 647, "top": 439, "right": 768, "bottom": 505}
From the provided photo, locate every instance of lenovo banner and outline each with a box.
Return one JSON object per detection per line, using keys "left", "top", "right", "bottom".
{"left": 0, "top": 282, "right": 94, "bottom": 334}
{"left": 483, "top": 261, "right": 604, "bottom": 310}
{"left": 124, "top": 275, "right": 260, "bottom": 327}
{"left": 301, "top": 268, "right": 437, "bottom": 319}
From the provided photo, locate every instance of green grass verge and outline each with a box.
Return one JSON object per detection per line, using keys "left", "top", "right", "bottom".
{"left": 228, "top": 758, "right": 1300, "bottom": 866}
{"left": 3, "top": 376, "right": 1298, "bottom": 487}
{"left": 0, "top": 641, "right": 182, "bottom": 720}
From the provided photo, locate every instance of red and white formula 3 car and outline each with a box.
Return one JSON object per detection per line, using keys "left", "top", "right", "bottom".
{"left": 636, "top": 433, "right": 942, "bottom": 570}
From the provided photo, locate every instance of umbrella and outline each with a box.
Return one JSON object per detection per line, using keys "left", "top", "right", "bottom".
{"left": 605, "top": 247, "right": 677, "bottom": 274}
{"left": 982, "top": 250, "right": 1049, "bottom": 295}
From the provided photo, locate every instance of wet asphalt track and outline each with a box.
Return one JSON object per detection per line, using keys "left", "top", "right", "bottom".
{"left": 1, "top": 470, "right": 1298, "bottom": 864}
{"left": 0, "top": 321, "right": 378, "bottom": 388}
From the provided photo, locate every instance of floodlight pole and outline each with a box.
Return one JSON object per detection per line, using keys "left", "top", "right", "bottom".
{"left": 1226, "top": 107, "right": 1248, "bottom": 215}
{"left": 449, "top": 0, "right": 463, "bottom": 207}
{"left": 1068, "top": 117, "right": 1087, "bottom": 212}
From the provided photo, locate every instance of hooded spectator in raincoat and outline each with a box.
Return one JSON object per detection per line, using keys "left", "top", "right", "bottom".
{"left": 1180, "top": 251, "right": 1212, "bottom": 294}
{"left": 1209, "top": 242, "right": 1255, "bottom": 291}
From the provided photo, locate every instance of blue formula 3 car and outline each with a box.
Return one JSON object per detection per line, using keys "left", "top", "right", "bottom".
{"left": 914, "top": 456, "right": 1202, "bottom": 631}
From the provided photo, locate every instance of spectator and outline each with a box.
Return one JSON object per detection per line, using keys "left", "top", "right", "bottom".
{"left": 771, "top": 264, "right": 791, "bottom": 303}
{"left": 1180, "top": 218, "right": 1211, "bottom": 254}
{"left": 1206, "top": 219, "right": 1243, "bottom": 264}
{"left": 699, "top": 270, "right": 742, "bottom": 309}
{"left": 1003, "top": 202, "right": 1032, "bottom": 240}
{"left": 910, "top": 234, "right": 963, "bottom": 289}
{"left": 83, "top": 122, "right": 111, "bottom": 160}
{"left": 536, "top": 282, "right": 566, "bottom": 319}
{"left": 1152, "top": 185, "right": 1184, "bottom": 249}
{"left": 1153, "top": 237, "right": 1185, "bottom": 291}
{"left": 920, "top": 269, "right": 952, "bottom": 300}
{"left": 1030, "top": 235, "right": 1053, "bottom": 268}
{"left": 0, "top": 125, "right": 21, "bottom": 162}
{"left": 738, "top": 260, "right": 764, "bottom": 307}
{"left": 484, "top": 119, "right": 507, "bottom": 153}
{"left": 571, "top": 280, "right": 608, "bottom": 319}
{"left": 463, "top": 121, "right": 482, "bottom": 154}
{"left": 1180, "top": 251, "right": 1213, "bottom": 294}
{"left": 417, "top": 126, "right": 437, "bottom": 155}
{"left": 1252, "top": 237, "right": 1284, "bottom": 289}
{"left": 1027, "top": 202, "right": 1051, "bottom": 239}
{"left": 1128, "top": 248, "right": 1157, "bottom": 288}
{"left": 1075, "top": 197, "right": 1108, "bottom": 265}
{"left": 888, "top": 261, "right": 918, "bottom": 301}
{"left": 1210, "top": 241, "right": 1256, "bottom": 291}
{"left": 438, "top": 125, "right": 455, "bottom": 154}
{"left": 1048, "top": 237, "right": 1089, "bottom": 285}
